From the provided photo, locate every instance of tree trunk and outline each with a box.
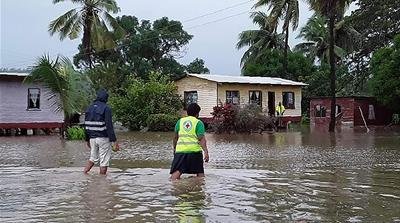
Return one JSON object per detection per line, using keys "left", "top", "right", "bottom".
{"left": 328, "top": 14, "right": 337, "bottom": 132}
{"left": 83, "top": 8, "right": 93, "bottom": 68}
{"left": 283, "top": 24, "right": 289, "bottom": 76}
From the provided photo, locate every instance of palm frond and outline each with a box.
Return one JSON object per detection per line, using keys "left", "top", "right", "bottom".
{"left": 95, "top": 0, "right": 120, "bottom": 13}
{"left": 25, "top": 56, "right": 93, "bottom": 117}
{"left": 48, "top": 8, "right": 78, "bottom": 37}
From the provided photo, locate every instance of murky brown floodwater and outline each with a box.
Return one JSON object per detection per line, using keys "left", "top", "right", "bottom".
{"left": 1, "top": 128, "right": 400, "bottom": 222}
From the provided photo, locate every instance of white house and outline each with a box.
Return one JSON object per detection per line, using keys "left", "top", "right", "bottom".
{"left": 0, "top": 72, "right": 64, "bottom": 131}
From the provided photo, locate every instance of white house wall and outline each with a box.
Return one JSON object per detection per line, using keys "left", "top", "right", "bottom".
{"left": 175, "top": 76, "right": 218, "bottom": 118}
{"left": 0, "top": 80, "right": 64, "bottom": 124}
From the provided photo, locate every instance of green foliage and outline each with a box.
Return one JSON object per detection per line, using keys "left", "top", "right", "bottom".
{"left": 393, "top": 114, "right": 400, "bottom": 125}
{"left": 147, "top": 114, "right": 179, "bottom": 132}
{"left": 295, "top": 13, "right": 360, "bottom": 63}
{"left": 237, "top": 11, "right": 285, "bottom": 65}
{"left": 242, "top": 49, "right": 315, "bottom": 81}
{"left": 66, "top": 126, "right": 85, "bottom": 140}
{"left": 185, "top": 58, "right": 210, "bottom": 74}
{"left": 84, "top": 62, "right": 125, "bottom": 93}
{"left": 349, "top": 0, "right": 400, "bottom": 61}
{"left": 347, "top": 0, "right": 400, "bottom": 94}
{"left": 234, "top": 104, "right": 267, "bottom": 133}
{"left": 74, "top": 15, "right": 206, "bottom": 80}
{"left": 110, "top": 72, "right": 182, "bottom": 130}
{"left": 25, "top": 56, "right": 94, "bottom": 118}
{"left": 211, "top": 104, "right": 274, "bottom": 133}
{"left": 368, "top": 35, "right": 400, "bottom": 112}
{"left": 49, "top": 0, "right": 124, "bottom": 67}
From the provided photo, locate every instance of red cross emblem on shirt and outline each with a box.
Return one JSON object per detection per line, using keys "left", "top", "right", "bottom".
{"left": 183, "top": 120, "right": 193, "bottom": 131}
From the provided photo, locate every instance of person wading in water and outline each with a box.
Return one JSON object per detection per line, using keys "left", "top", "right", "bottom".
{"left": 83, "top": 89, "right": 119, "bottom": 175}
{"left": 170, "top": 103, "right": 209, "bottom": 180}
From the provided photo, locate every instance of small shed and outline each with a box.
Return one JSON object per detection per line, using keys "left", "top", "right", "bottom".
{"left": 175, "top": 74, "right": 307, "bottom": 123}
{"left": 0, "top": 72, "right": 64, "bottom": 133}
{"left": 310, "top": 96, "right": 393, "bottom": 127}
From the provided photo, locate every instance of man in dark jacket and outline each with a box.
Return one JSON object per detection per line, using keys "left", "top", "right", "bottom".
{"left": 83, "top": 89, "right": 118, "bottom": 175}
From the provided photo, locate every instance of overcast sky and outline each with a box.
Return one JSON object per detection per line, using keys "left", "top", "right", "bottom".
{"left": 1, "top": 0, "right": 338, "bottom": 74}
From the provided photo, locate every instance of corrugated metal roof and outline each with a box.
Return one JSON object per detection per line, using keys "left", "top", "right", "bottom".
{"left": 187, "top": 74, "right": 307, "bottom": 86}
{"left": 0, "top": 72, "right": 29, "bottom": 77}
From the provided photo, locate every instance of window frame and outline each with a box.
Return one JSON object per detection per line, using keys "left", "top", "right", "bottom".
{"left": 282, "top": 91, "right": 295, "bottom": 109}
{"left": 226, "top": 90, "right": 240, "bottom": 105}
{"left": 249, "top": 90, "right": 262, "bottom": 107}
{"left": 27, "top": 88, "right": 41, "bottom": 111}
{"left": 183, "top": 91, "right": 198, "bottom": 110}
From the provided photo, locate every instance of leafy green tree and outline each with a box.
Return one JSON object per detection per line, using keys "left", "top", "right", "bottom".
{"left": 185, "top": 58, "right": 210, "bottom": 74}
{"left": 348, "top": 0, "right": 400, "bottom": 93}
{"left": 237, "top": 12, "right": 285, "bottom": 65}
{"left": 74, "top": 15, "right": 200, "bottom": 80}
{"left": 295, "top": 13, "right": 360, "bottom": 62}
{"left": 254, "top": 0, "right": 299, "bottom": 74}
{"left": 24, "top": 56, "right": 94, "bottom": 127}
{"left": 306, "top": 0, "right": 353, "bottom": 132}
{"left": 49, "top": 0, "right": 124, "bottom": 67}
{"left": 242, "top": 49, "right": 315, "bottom": 82}
{"left": 84, "top": 62, "right": 125, "bottom": 93}
{"left": 368, "top": 35, "right": 400, "bottom": 112}
{"left": 110, "top": 72, "right": 182, "bottom": 130}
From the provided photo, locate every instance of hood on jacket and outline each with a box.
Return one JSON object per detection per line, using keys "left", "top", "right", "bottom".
{"left": 96, "top": 89, "right": 109, "bottom": 103}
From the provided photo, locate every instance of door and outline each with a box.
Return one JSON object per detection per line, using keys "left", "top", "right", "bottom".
{"left": 268, "top": 91, "right": 275, "bottom": 116}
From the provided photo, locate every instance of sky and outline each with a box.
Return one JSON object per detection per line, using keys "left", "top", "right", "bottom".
{"left": 0, "top": 0, "right": 350, "bottom": 75}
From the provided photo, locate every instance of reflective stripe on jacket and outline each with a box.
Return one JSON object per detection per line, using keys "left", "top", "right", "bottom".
{"left": 176, "top": 116, "right": 202, "bottom": 153}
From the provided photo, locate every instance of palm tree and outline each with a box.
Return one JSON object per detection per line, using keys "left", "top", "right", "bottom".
{"left": 306, "top": 0, "right": 353, "bottom": 132}
{"left": 49, "top": 0, "right": 124, "bottom": 67}
{"left": 24, "top": 56, "right": 94, "bottom": 133}
{"left": 254, "top": 0, "right": 299, "bottom": 75}
{"left": 237, "top": 11, "right": 285, "bottom": 66}
{"left": 295, "top": 13, "right": 360, "bottom": 63}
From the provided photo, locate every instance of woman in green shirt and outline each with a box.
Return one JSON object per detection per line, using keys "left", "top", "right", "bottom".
{"left": 170, "top": 103, "right": 209, "bottom": 180}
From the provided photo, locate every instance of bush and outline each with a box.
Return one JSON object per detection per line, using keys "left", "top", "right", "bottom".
{"left": 211, "top": 104, "right": 237, "bottom": 133}
{"left": 147, "top": 114, "right": 180, "bottom": 131}
{"left": 67, "top": 126, "right": 85, "bottom": 140}
{"left": 110, "top": 72, "right": 183, "bottom": 130}
{"left": 211, "top": 104, "right": 275, "bottom": 133}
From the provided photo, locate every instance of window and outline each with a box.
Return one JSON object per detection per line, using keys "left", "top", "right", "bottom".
{"left": 282, "top": 92, "right": 295, "bottom": 109}
{"left": 184, "top": 91, "right": 198, "bottom": 109}
{"left": 27, "top": 88, "right": 40, "bottom": 110}
{"left": 315, "top": 105, "right": 326, "bottom": 117}
{"left": 226, "top": 91, "right": 240, "bottom": 105}
{"left": 249, "top": 91, "right": 262, "bottom": 106}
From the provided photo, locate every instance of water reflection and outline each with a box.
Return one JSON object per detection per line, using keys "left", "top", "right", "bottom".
{"left": 172, "top": 178, "right": 206, "bottom": 223}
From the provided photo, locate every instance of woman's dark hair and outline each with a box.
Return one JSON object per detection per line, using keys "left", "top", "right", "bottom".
{"left": 187, "top": 103, "right": 201, "bottom": 116}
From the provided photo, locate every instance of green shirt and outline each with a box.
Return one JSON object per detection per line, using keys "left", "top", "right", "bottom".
{"left": 175, "top": 118, "right": 205, "bottom": 137}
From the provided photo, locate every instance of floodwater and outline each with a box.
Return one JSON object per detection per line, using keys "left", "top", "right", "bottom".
{"left": 1, "top": 129, "right": 400, "bottom": 222}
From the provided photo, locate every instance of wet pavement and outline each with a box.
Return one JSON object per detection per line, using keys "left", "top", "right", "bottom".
{"left": 1, "top": 129, "right": 400, "bottom": 222}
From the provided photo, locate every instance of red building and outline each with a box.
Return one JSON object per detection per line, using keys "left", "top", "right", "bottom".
{"left": 310, "top": 97, "right": 393, "bottom": 127}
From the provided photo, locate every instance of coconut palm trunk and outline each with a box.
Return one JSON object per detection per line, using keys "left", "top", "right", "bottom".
{"left": 283, "top": 24, "right": 290, "bottom": 75}
{"left": 83, "top": 7, "right": 93, "bottom": 68}
{"left": 328, "top": 14, "right": 336, "bottom": 132}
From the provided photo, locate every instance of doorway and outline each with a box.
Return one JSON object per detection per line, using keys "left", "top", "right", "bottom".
{"left": 268, "top": 91, "right": 275, "bottom": 116}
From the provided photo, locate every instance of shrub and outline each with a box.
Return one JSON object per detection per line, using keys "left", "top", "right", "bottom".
{"left": 393, "top": 114, "right": 400, "bottom": 125}
{"left": 67, "top": 126, "right": 85, "bottom": 140}
{"left": 211, "top": 103, "right": 237, "bottom": 133}
{"left": 110, "top": 72, "right": 183, "bottom": 130}
{"left": 211, "top": 104, "right": 275, "bottom": 133}
{"left": 147, "top": 114, "right": 180, "bottom": 132}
